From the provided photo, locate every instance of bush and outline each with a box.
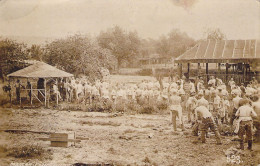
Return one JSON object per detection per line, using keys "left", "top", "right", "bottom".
{"left": 7, "top": 144, "right": 46, "bottom": 158}
{"left": 136, "top": 69, "right": 153, "bottom": 76}
{"left": 139, "top": 105, "right": 157, "bottom": 114}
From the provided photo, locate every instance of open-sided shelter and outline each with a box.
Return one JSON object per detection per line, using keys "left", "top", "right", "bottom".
{"left": 7, "top": 61, "right": 73, "bottom": 106}
{"left": 175, "top": 39, "right": 260, "bottom": 84}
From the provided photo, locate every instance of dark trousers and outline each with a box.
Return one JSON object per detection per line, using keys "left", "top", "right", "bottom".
{"left": 201, "top": 117, "right": 221, "bottom": 144}
{"left": 230, "top": 108, "right": 237, "bottom": 125}
{"left": 238, "top": 121, "right": 253, "bottom": 141}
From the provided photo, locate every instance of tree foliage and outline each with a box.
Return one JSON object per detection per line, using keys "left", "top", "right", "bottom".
{"left": 43, "top": 34, "right": 116, "bottom": 81}
{"left": 204, "top": 28, "right": 226, "bottom": 40}
{"left": 155, "top": 29, "right": 195, "bottom": 58}
{"left": 28, "top": 44, "right": 45, "bottom": 61}
{"left": 97, "top": 26, "right": 141, "bottom": 67}
{"left": 0, "top": 38, "right": 28, "bottom": 80}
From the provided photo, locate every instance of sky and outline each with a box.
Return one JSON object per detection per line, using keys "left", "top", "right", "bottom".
{"left": 0, "top": 0, "right": 259, "bottom": 42}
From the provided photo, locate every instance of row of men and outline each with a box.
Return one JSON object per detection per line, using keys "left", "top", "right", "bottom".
{"left": 54, "top": 76, "right": 258, "bottom": 104}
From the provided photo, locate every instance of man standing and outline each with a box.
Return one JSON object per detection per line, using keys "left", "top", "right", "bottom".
{"left": 194, "top": 105, "right": 222, "bottom": 144}
{"left": 186, "top": 92, "right": 197, "bottom": 123}
{"left": 231, "top": 92, "right": 242, "bottom": 126}
{"left": 252, "top": 95, "right": 260, "bottom": 142}
{"left": 235, "top": 99, "right": 257, "bottom": 150}
{"left": 169, "top": 89, "right": 184, "bottom": 131}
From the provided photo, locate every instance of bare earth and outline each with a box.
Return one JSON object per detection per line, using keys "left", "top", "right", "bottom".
{"left": 0, "top": 107, "right": 259, "bottom": 166}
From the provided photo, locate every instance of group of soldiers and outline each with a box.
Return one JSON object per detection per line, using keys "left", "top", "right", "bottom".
{"left": 64, "top": 75, "right": 259, "bottom": 150}
{"left": 12, "top": 74, "right": 259, "bottom": 150}
{"left": 167, "top": 75, "right": 259, "bottom": 150}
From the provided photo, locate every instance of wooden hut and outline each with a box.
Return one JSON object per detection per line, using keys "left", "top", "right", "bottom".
{"left": 174, "top": 39, "right": 260, "bottom": 84}
{"left": 7, "top": 62, "right": 73, "bottom": 107}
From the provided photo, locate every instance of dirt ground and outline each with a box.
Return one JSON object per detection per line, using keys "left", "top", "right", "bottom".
{"left": 0, "top": 107, "right": 259, "bottom": 166}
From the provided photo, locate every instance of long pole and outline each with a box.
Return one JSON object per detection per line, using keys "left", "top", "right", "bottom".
{"left": 56, "top": 79, "right": 58, "bottom": 106}
{"left": 206, "top": 63, "right": 209, "bottom": 83}
{"left": 197, "top": 63, "right": 200, "bottom": 77}
{"left": 44, "top": 78, "right": 47, "bottom": 107}
{"left": 30, "top": 80, "right": 33, "bottom": 105}
{"left": 225, "top": 63, "right": 229, "bottom": 83}
{"left": 9, "top": 79, "right": 12, "bottom": 106}
{"left": 187, "top": 63, "right": 190, "bottom": 79}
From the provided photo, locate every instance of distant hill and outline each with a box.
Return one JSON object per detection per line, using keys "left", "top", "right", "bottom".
{"left": 0, "top": 35, "right": 57, "bottom": 46}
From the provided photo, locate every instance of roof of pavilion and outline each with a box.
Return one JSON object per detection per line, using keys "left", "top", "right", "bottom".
{"left": 7, "top": 62, "right": 73, "bottom": 78}
{"left": 175, "top": 40, "right": 260, "bottom": 63}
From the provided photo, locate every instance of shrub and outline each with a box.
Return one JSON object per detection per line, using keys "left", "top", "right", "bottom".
{"left": 136, "top": 69, "right": 153, "bottom": 76}
{"left": 7, "top": 144, "right": 46, "bottom": 158}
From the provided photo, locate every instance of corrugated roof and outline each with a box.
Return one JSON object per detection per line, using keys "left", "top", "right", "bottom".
{"left": 7, "top": 62, "right": 73, "bottom": 78}
{"left": 175, "top": 40, "right": 260, "bottom": 63}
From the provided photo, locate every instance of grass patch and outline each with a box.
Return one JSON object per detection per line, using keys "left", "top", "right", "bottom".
{"left": 124, "top": 129, "right": 136, "bottom": 134}
{"left": 79, "top": 120, "right": 121, "bottom": 127}
{"left": 7, "top": 144, "right": 49, "bottom": 158}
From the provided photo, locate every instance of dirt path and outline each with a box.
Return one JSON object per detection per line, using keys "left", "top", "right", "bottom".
{"left": 0, "top": 108, "right": 259, "bottom": 165}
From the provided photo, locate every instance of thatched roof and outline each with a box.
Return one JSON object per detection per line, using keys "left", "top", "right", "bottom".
{"left": 175, "top": 40, "right": 260, "bottom": 63}
{"left": 7, "top": 62, "right": 73, "bottom": 78}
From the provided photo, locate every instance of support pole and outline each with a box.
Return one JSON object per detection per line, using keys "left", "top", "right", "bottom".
{"left": 30, "top": 81, "right": 33, "bottom": 105}
{"left": 197, "top": 63, "right": 200, "bottom": 77}
{"left": 178, "top": 63, "right": 182, "bottom": 78}
{"left": 44, "top": 78, "right": 47, "bottom": 107}
{"left": 19, "top": 79, "right": 21, "bottom": 107}
{"left": 206, "top": 63, "right": 209, "bottom": 83}
{"left": 243, "top": 63, "right": 246, "bottom": 84}
{"left": 9, "top": 79, "right": 12, "bottom": 106}
{"left": 56, "top": 79, "right": 58, "bottom": 106}
{"left": 218, "top": 63, "right": 221, "bottom": 73}
{"left": 187, "top": 63, "right": 190, "bottom": 79}
{"left": 226, "top": 63, "right": 229, "bottom": 83}
{"left": 65, "top": 78, "right": 68, "bottom": 102}
{"left": 218, "top": 63, "right": 221, "bottom": 79}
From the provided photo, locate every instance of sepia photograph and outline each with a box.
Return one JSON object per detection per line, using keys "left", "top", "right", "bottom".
{"left": 0, "top": 0, "right": 260, "bottom": 165}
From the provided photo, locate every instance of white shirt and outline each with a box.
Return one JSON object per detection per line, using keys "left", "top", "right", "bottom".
{"left": 235, "top": 105, "right": 257, "bottom": 121}
{"left": 195, "top": 106, "right": 212, "bottom": 119}
{"left": 233, "top": 96, "right": 242, "bottom": 109}
{"left": 197, "top": 97, "right": 209, "bottom": 108}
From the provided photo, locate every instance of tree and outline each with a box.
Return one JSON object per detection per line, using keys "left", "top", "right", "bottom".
{"left": 43, "top": 34, "right": 116, "bottom": 82}
{"left": 204, "top": 28, "right": 226, "bottom": 40}
{"left": 97, "top": 26, "right": 141, "bottom": 68}
{"left": 28, "top": 44, "right": 44, "bottom": 61}
{"left": 0, "top": 38, "right": 28, "bottom": 81}
{"left": 155, "top": 29, "right": 195, "bottom": 58}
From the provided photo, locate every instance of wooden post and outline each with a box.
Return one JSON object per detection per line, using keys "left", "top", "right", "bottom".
{"left": 218, "top": 63, "right": 221, "bottom": 73}
{"left": 8, "top": 79, "right": 12, "bottom": 105}
{"left": 44, "top": 78, "right": 47, "bottom": 107}
{"left": 197, "top": 63, "right": 200, "bottom": 77}
{"left": 243, "top": 63, "right": 246, "bottom": 84}
{"left": 178, "top": 63, "right": 182, "bottom": 78}
{"left": 187, "top": 63, "right": 190, "bottom": 79}
{"left": 30, "top": 80, "right": 33, "bottom": 105}
{"left": 19, "top": 79, "right": 21, "bottom": 107}
{"left": 56, "top": 79, "right": 58, "bottom": 106}
{"left": 65, "top": 78, "right": 68, "bottom": 102}
{"left": 226, "top": 63, "right": 229, "bottom": 83}
{"left": 206, "top": 63, "right": 209, "bottom": 83}
{"left": 217, "top": 63, "right": 221, "bottom": 79}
